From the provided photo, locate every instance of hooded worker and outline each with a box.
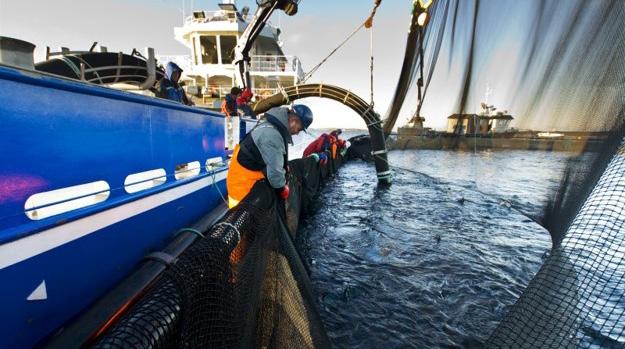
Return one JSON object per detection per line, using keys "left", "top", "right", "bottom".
{"left": 156, "top": 62, "right": 192, "bottom": 105}
{"left": 226, "top": 104, "right": 313, "bottom": 208}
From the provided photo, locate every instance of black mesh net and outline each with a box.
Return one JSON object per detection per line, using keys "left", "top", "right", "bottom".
{"left": 92, "top": 154, "right": 337, "bottom": 349}
{"left": 53, "top": 0, "right": 625, "bottom": 346}
{"left": 487, "top": 136, "right": 625, "bottom": 348}
{"left": 389, "top": 0, "right": 625, "bottom": 347}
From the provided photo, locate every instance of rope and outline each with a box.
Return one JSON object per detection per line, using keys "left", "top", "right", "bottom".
{"left": 343, "top": 91, "right": 351, "bottom": 103}
{"left": 362, "top": 104, "right": 373, "bottom": 115}
{"left": 215, "top": 222, "right": 241, "bottom": 241}
{"left": 365, "top": 0, "right": 379, "bottom": 106}
{"left": 176, "top": 227, "right": 205, "bottom": 238}
{"left": 369, "top": 21, "right": 375, "bottom": 106}
{"left": 301, "top": 22, "right": 365, "bottom": 83}
{"left": 302, "top": 0, "right": 382, "bottom": 84}
{"left": 366, "top": 119, "right": 382, "bottom": 127}
{"left": 375, "top": 154, "right": 541, "bottom": 225}
{"left": 210, "top": 167, "right": 229, "bottom": 206}
{"left": 278, "top": 83, "right": 290, "bottom": 104}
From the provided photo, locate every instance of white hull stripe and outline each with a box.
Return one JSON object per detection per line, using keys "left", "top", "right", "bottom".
{"left": 0, "top": 171, "right": 228, "bottom": 270}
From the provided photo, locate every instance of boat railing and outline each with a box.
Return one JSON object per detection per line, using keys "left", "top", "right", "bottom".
{"left": 202, "top": 85, "right": 279, "bottom": 100}
{"left": 250, "top": 55, "right": 302, "bottom": 76}
{"left": 253, "top": 87, "right": 280, "bottom": 99}
{"left": 45, "top": 45, "right": 158, "bottom": 91}
{"left": 45, "top": 42, "right": 108, "bottom": 60}
{"left": 200, "top": 85, "right": 279, "bottom": 107}
{"left": 77, "top": 48, "right": 156, "bottom": 90}
{"left": 184, "top": 10, "right": 239, "bottom": 24}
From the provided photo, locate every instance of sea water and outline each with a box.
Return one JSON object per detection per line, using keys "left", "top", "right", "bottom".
{"left": 296, "top": 149, "right": 570, "bottom": 348}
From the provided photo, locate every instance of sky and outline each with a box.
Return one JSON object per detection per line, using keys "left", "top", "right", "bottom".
{"left": 2, "top": 0, "right": 619, "bottom": 132}
{"left": 0, "top": 0, "right": 417, "bottom": 130}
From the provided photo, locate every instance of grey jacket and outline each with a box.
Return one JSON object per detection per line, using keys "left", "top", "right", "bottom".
{"left": 251, "top": 107, "right": 293, "bottom": 188}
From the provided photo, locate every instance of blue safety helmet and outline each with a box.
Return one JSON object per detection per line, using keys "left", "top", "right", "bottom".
{"left": 291, "top": 104, "right": 313, "bottom": 130}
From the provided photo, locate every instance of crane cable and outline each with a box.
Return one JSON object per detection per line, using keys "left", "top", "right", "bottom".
{"left": 301, "top": 22, "right": 365, "bottom": 83}
{"left": 368, "top": 8, "right": 375, "bottom": 106}
{"left": 301, "top": 0, "right": 382, "bottom": 85}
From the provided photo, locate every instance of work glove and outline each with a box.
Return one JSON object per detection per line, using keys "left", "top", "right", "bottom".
{"left": 319, "top": 152, "right": 328, "bottom": 166}
{"left": 278, "top": 185, "right": 290, "bottom": 200}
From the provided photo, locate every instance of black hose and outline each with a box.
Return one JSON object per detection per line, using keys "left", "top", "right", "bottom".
{"left": 251, "top": 83, "right": 391, "bottom": 184}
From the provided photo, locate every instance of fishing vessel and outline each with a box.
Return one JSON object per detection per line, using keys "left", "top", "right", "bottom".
{"left": 1, "top": 0, "right": 382, "bottom": 339}
{"left": 0, "top": 0, "right": 303, "bottom": 346}
{"left": 159, "top": 0, "right": 305, "bottom": 108}
{"left": 0, "top": 39, "right": 230, "bottom": 348}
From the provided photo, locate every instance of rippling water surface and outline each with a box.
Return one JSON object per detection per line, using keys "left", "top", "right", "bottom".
{"left": 296, "top": 149, "right": 571, "bottom": 348}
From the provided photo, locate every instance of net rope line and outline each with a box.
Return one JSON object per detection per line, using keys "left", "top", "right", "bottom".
{"left": 210, "top": 166, "right": 229, "bottom": 206}
{"left": 214, "top": 222, "right": 241, "bottom": 241}
{"left": 176, "top": 227, "right": 205, "bottom": 239}
{"left": 301, "top": 0, "right": 381, "bottom": 86}
{"left": 301, "top": 22, "right": 365, "bottom": 83}
{"left": 374, "top": 152, "right": 543, "bottom": 226}
{"left": 487, "top": 135, "right": 625, "bottom": 347}
{"left": 369, "top": 18, "right": 375, "bottom": 106}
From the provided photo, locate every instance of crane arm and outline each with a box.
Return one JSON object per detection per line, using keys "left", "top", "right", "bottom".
{"left": 233, "top": 0, "right": 299, "bottom": 89}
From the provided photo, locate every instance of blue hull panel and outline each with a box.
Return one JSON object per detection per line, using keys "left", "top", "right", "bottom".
{"left": 0, "top": 177, "right": 227, "bottom": 348}
{"left": 0, "top": 65, "right": 230, "bottom": 347}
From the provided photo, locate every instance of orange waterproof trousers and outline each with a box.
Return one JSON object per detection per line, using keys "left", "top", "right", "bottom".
{"left": 226, "top": 144, "right": 265, "bottom": 208}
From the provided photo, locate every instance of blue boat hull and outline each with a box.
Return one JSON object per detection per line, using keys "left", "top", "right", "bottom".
{"left": 0, "top": 64, "right": 231, "bottom": 348}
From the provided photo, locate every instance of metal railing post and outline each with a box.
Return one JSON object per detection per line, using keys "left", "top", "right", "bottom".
{"left": 138, "top": 48, "right": 156, "bottom": 90}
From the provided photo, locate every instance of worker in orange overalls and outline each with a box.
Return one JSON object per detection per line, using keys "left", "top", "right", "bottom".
{"left": 325, "top": 131, "right": 340, "bottom": 160}
{"left": 226, "top": 104, "right": 314, "bottom": 208}
{"left": 226, "top": 105, "right": 313, "bottom": 281}
{"left": 226, "top": 105, "right": 313, "bottom": 283}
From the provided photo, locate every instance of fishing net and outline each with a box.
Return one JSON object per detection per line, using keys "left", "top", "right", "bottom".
{"left": 487, "top": 130, "right": 625, "bottom": 348}
{"left": 41, "top": 0, "right": 625, "bottom": 346}
{"left": 91, "top": 154, "right": 337, "bottom": 349}
{"left": 388, "top": 0, "right": 625, "bottom": 347}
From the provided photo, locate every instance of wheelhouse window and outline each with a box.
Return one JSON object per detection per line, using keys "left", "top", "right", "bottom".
{"left": 220, "top": 35, "right": 237, "bottom": 64}
{"left": 200, "top": 35, "right": 218, "bottom": 64}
